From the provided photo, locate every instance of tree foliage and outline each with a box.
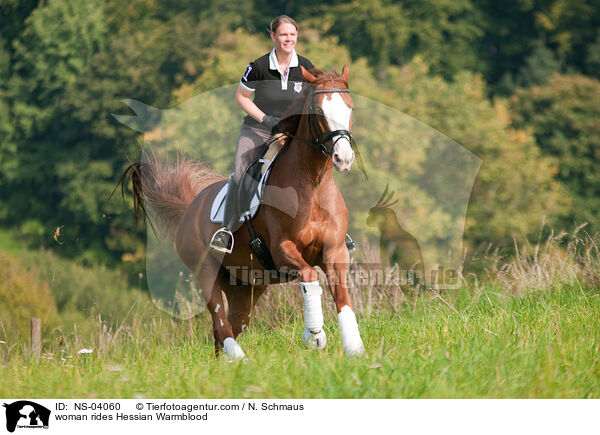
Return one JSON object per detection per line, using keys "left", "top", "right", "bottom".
{"left": 306, "top": 0, "right": 483, "bottom": 79}
{"left": 354, "top": 58, "right": 568, "bottom": 245}
{"left": 476, "top": 0, "right": 600, "bottom": 92}
{"left": 0, "top": 0, "right": 597, "bottom": 270}
{"left": 510, "top": 73, "right": 600, "bottom": 232}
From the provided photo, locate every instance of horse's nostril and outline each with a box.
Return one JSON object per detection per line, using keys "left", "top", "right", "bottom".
{"left": 333, "top": 153, "right": 341, "bottom": 163}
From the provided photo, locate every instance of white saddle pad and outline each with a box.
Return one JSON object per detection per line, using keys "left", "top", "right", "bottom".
{"left": 209, "top": 155, "right": 278, "bottom": 224}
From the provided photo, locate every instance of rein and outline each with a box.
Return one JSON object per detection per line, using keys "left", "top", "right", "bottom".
{"left": 280, "top": 88, "right": 353, "bottom": 157}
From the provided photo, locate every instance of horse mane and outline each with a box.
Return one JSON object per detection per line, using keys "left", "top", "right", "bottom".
{"left": 277, "top": 68, "right": 348, "bottom": 137}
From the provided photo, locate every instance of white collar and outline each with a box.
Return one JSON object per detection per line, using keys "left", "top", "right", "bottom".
{"left": 269, "top": 48, "right": 298, "bottom": 71}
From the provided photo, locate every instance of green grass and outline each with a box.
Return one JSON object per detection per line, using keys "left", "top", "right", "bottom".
{"left": 1, "top": 285, "right": 598, "bottom": 398}
{"left": 1, "top": 227, "right": 598, "bottom": 398}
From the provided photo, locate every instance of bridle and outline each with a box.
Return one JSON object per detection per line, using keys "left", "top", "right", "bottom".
{"left": 280, "top": 88, "right": 353, "bottom": 157}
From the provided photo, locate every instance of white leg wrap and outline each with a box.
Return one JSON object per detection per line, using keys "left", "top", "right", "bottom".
{"left": 302, "top": 328, "right": 327, "bottom": 350}
{"left": 338, "top": 306, "right": 364, "bottom": 356}
{"left": 223, "top": 337, "right": 246, "bottom": 362}
{"left": 301, "top": 281, "right": 324, "bottom": 333}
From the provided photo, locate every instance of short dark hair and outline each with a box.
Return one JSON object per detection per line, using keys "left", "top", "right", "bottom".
{"left": 270, "top": 15, "right": 297, "bottom": 33}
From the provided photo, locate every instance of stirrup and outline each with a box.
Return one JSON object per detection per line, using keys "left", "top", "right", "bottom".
{"left": 209, "top": 228, "right": 234, "bottom": 254}
{"left": 345, "top": 233, "right": 358, "bottom": 252}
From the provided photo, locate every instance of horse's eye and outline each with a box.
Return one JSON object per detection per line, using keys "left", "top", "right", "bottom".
{"left": 316, "top": 107, "right": 324, "bottom": 115}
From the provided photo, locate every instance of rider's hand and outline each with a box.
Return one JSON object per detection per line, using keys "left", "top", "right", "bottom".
{"left": 261, "top": 115, "right": 280, "bottom": 133}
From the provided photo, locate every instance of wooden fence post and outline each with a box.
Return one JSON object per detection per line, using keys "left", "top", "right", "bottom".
{"left": 31, "top": 318, "right": 41, "bottom": 360}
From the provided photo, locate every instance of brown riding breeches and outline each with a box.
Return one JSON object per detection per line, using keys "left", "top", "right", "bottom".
{"left": 233, "top": 123, "right": 273, "bottom": 184}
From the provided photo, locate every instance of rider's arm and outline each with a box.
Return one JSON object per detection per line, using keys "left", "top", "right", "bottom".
{"left": 235, "top": 85, "right": 267, "bottom": 123}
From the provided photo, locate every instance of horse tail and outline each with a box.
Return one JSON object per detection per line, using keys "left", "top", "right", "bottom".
{"left": 118, "top": 153, "right": 225, "bottom": 241}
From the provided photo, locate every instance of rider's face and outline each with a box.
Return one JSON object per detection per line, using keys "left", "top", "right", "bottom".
{"left": 271, "top": 23, "right": 297, "bottom": 56}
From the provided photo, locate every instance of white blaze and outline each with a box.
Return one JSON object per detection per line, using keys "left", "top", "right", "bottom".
{"left": 321, "top": 93, "right": 354, "bottom": 171}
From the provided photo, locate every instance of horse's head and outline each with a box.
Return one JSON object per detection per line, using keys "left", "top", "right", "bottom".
{"left": 301, "top": 65, "right": 355, "bottom": 172}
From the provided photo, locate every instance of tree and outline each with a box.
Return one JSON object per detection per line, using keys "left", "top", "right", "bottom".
{"left": 585, "top": 31, "right": 600, "bottom": 79}
{"left": 516, "top": 39, "right": 562, "bottom": 87}
{"left": 510, "top": 73, "right": 600, "bottom": 232}
{"left": 306, "top": 0, "right": 484, "bottom": 80}
{"left": 0, "top": 0, "right": 39, "bottom": 52}
{"left": 0, "top": 0, "right": 253, "bottom": 265}
{"left": 475, "top": 0, "right": 600, "bottom": 92}
{"left": 2, "top": 0, "right": 110, "bottom": 254}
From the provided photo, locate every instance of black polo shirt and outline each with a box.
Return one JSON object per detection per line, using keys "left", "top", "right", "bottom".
{"left": 240, "top": 49, "right": 314, "bottom": 129}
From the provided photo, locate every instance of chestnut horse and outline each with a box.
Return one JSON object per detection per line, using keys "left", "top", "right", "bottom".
{"left": 124, "top": 65, "right": 364, "bottom": 360}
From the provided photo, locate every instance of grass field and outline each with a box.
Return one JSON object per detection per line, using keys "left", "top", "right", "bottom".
{"left": 1, "top": 227, "right": 599, "bottom": 398}
{"left": 1, "top": 284, "right": 598, "bottom": 398}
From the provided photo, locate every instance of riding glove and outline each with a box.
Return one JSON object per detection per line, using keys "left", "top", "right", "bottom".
{"left": 261, "top": 115, "right": 280, "bottom": 133}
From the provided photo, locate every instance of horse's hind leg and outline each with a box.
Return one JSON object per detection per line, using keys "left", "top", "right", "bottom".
{"left": 192, "top": 256, "right": 246, "bottom": 361}
{"left": 222, "top": 277, "right": 267, "bottom": 338}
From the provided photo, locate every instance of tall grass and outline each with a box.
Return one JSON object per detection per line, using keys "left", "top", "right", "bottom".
{"left": 0, "top": 245, "right": 148, "bottom": 356}
{"left": 471, "top": 225, "right": 599, "bottom": 294}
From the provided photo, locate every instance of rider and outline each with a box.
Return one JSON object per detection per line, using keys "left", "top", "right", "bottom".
{"left": 209, "top": 15, "right": 314, "bottom": 253}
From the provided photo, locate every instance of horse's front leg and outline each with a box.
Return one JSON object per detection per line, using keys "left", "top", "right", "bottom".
{"left": 273, "top": 240, "right": 327, "bottom": 350}
{"left": 321, "top": 245, "right": 365, "bottom": 356}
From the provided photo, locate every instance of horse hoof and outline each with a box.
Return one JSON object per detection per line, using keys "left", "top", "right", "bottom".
{"left": 223, "top": 337, "right": 246, "bottom": 361}
{"left": 302, "top": 328, "right": 327, "bottom": 350}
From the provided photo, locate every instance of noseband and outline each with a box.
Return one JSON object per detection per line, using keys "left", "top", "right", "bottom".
{"left": 281, "top": 88, "right": 353, "bottom": 157}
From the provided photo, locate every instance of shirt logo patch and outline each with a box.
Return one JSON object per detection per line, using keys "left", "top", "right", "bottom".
{"left": 294, "top": 81, "right": 303, "bottom": 93}
{"left": 242, "top": 64, "right": 252, "bottom": 82}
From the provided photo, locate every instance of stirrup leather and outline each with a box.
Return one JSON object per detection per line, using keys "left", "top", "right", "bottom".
{"left": 209, "top": 227, "right": 234, "bottom": 254}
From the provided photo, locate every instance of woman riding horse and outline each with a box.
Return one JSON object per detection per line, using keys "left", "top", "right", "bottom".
{"left": 209, "top": 15, "right": 357, "bottom": 255}
{"left": 209, "top": 15, "right": 315, "bottom": 254}
{"left": 125, "top": 64, "right": 364, "bottom": 360}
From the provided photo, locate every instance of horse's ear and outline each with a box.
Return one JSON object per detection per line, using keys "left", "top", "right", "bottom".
{"left": 341, "top": 64, "right": 350, "bottom": 83}
{"left": 301, "top": 66, "right": 317, "bottom": 83}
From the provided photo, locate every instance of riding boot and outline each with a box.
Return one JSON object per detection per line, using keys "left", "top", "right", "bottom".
{"left": 224, "top": 177, "right": 241, "bottom": 231}
{"left": 209, "top": 176, "right": 239, "bottom": 254}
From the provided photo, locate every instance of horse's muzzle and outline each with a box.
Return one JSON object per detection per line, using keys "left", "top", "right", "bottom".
{"left": 332, "top": 139, "right": 355, "bottom": 172}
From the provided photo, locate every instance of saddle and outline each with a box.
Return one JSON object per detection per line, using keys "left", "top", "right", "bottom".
{"left": 209, "top": 136, "right": 288, "bottom": 274}
{"left": 209, "top": 136, "right": 285, "bottom": 224}
{"left": 209, "top": 135, "right": 357, "bottom": 274}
